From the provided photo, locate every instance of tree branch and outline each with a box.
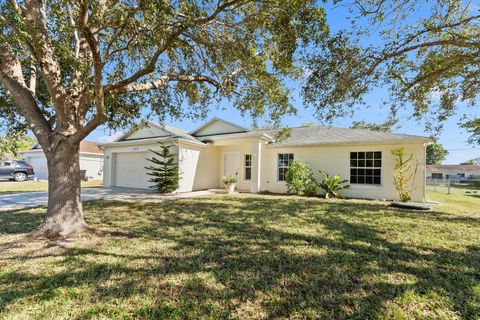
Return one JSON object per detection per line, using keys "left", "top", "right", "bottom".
{"left": 403, "top": 54, "right": 475, "bottom": 91}
{"left": 368, "top": 38, "right": 480, "bottom": 76}
{"left": 110, "top": 74, "right": 221, "bottom": 94}
{"left": 104, "top": 27, "right": 187, "bottom": 93}
{"left": 104, "top": 0, "right": 251, "bottom": 93}
{"left": 67, "top": 6, "right": 81, "bottom": 59}
{"left": 28, "top": 60, "right": 36, "bottom": 94}
{"left": 70, "top": 20, "right": 108, "bottom": 144}
{"left": 0, "top": 42, "right": 51, "bottom": 146}
{"left": 9, "top": 0, "right": 26, "bottom": 18}
{"left": 24, "top": 0, "right": 67, "bottom": 113}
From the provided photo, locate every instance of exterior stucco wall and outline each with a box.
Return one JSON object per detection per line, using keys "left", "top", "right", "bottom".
{"left": 259, "top": 142, "right": 426, "bottom": 202}
{"left": 177, "top": 144, "right": 219, "bottom": 191}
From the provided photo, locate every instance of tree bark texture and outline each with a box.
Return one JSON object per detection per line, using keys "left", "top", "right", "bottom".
{"left": 31, "top": 140, "right": 89, "bottom": 238}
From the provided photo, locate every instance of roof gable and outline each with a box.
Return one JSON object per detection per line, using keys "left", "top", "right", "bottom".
{"left": 116, "top": 122, "right": 200, "bottom": 142}
{"left": 191, "top": 117, "right": 248, "bottom": 137}
{"left": 119, "top": 123, "right": 172, "bottom": 141}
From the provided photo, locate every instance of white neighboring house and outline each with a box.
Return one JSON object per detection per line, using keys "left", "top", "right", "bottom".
{"left": 99, "top": 117, "right": 431, "bottom": 202}
{"left": 21, "top": 141, "right": 104, "bottom": 180}
{"left": 426, "top": 165, "right": 480, "bottom": 181}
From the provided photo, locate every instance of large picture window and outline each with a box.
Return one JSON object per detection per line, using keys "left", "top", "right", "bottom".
{"left": 278, "top": 153, "right": 294, "bottom": 181}
{"left": 245, "top": 154, "right": 252, "bottom": 180}
{"left": 350, "top": 151, "right": 381, "bottom": 185}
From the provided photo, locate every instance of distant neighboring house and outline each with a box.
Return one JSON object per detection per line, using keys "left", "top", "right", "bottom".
{"left": 98, "top": 117, "right": 430, "bottom": 202}
{"left": 21, "top": 141, "right": 104, "bottom": 180}
{"left": 426, "top": 165, "right": 480, "bottom": 181}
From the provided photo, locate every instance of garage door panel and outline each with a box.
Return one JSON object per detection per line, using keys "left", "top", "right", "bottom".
{"left": 114, "top": 152, "right": 152, "bottom": 189}
{"left": 29, "top": 157, "right": 48, "bottom": 180}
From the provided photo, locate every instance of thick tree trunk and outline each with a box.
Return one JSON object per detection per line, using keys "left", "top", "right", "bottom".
{"left": 31, "top": 140, "right": 90, "bottom": 238}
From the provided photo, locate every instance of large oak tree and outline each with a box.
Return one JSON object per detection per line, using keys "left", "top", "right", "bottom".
{"left": 304, "top": 0, "right": 480, "bottom": 142}
{"left": 0, "top": 0, "right": 327, "bottom": 237}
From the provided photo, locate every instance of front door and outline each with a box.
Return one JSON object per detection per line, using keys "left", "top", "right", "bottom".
{"left": 223, "top": 152, "right": 240, "bottom": 186}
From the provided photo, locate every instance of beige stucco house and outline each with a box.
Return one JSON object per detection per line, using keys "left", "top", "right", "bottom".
{"left": 99, "top": 118, "right": 430, "bottom": 202}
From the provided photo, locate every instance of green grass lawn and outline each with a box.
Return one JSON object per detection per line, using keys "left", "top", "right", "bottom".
{"left": 0, "top": 180, "right": 103, "bottom": 195}
{"left": 0, "top": 191, "right": 479, "bottom": 319}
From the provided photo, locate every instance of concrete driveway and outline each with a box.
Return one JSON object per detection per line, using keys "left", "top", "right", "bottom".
{"left": 0, "top": 187, "right": 214, "bottom": 210}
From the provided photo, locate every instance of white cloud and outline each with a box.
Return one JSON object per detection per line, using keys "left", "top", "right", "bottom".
{"left": 96, "top": 131, "right": 124, "bottom": 143}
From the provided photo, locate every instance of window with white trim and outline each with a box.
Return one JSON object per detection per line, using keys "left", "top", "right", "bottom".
{"left": 245, "top": 154, "right": 252, "bottom": 180}
{"left": 278, "top": 153, "right": 294, "bottom": 181}
{"left": 350, "top": 151, "right": 382, "bottom": 185}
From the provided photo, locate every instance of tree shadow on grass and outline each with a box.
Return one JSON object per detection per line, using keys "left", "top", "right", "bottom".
{"left": 0, "top": 196, "right": 479, "bottom": 318}
{"left": 0, "top": 207, "right": 44, "bottom": 235}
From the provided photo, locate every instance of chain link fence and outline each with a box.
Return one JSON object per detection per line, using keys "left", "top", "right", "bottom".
{"left": 426, "top": 178, "right": 480, "bottom": 195}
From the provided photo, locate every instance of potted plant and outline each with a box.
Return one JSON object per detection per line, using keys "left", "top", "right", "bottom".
{"left": 223, "top": 176, "right": 237, "bottom": 194}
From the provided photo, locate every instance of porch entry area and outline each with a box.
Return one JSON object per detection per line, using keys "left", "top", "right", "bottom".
{"left": 223, "top": 152, "right": 240, "bottom": 189}
{"left": 221, "top": 142, "right": 261, "bottom": 193}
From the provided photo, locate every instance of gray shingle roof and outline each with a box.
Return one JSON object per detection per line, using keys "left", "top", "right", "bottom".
{"left": 260, "top": 125, "right": 429, "bottom": 147}
{"left": 111, "top": 119, "right": 428, "bottom": 147}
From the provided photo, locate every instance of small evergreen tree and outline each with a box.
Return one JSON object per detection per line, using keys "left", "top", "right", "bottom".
{"left": 145, "top": 143, "right": 179, "bottom": 193}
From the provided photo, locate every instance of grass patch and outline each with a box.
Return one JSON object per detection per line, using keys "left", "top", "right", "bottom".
{"left": 0, "top": 180, "right": 103, "bottom": 195}
{"left": 0, "top": 191, "right": 479, "bottom": 319}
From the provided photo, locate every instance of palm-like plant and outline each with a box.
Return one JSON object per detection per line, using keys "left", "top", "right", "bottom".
{"left": 391, "top": 148, "right": 416, "bottom": 202}
{"left": 317, "top": 170, "right": 350, "bottom": 199}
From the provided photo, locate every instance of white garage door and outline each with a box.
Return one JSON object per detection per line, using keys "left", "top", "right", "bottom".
{"left": 28, "top": 156, "right": 48, "bottom": 180}
{"left": 114, "top": 152, "right": 152, "bottom": 189}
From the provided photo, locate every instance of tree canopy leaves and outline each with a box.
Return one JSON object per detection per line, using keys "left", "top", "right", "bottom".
{"left": 0, "top": 133, "right": 36, "bottom": 159}
{"left": 0, "top": 0, "right": 329, "bottom": 140}
{"left": 426, "top": 143, "right": 449, "bottom": 165}
{"left": 304, "top": 0, "right": 480, "bottom": 142}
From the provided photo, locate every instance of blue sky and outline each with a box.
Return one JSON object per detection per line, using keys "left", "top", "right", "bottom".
{"left": 90, "top": 88, "right": 480, "bottom": 164}
{"left": 88, "top": 2, "right": 480, "bottom": 164}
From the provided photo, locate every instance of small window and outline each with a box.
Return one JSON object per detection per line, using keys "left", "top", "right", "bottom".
{"left": 431, "top": 173, "right": 443, "bottom": 179}
{"left": 350, "top": 151, "right": 381, "bottom": 185}
{"left": 278, "top": 153, "right": 294, "bottom": 181}
{"left": 245, "top": 154, "right": 252, "bottom": 180}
